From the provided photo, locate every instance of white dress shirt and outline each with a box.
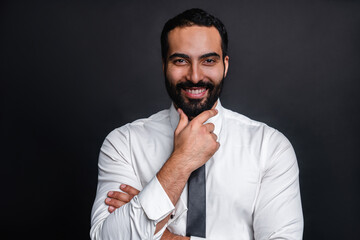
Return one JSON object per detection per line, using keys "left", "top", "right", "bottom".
{"left": 90, "top": 100, "right": 303, "bottom": 240}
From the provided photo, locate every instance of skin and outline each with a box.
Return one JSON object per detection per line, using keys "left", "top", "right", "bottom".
{"left": 165, "top": 25, "right": 229, "bottom": 119}
{"left": 105, "top": 25, "right": 229, "bottom": 239}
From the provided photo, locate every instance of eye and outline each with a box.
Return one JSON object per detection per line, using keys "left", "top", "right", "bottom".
{"left": 173, "top": 59, "right": 187, "bottom": 65}
{"left": 203, "top": 58, "right": 216, "bottom": 65}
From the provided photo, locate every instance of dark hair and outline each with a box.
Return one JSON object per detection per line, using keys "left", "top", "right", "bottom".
{"left": 161, "top": 8, "right": 228, "bottom": 61}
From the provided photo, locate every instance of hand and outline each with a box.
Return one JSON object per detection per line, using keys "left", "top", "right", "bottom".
{"left": 161, "top": 229, "right": 190, "bottom": 240}
{"left": 105, "top": 184, "right": 140, "bottom": 213}
{"left": 172, "top": 108, "right": 220, "bottom": 172}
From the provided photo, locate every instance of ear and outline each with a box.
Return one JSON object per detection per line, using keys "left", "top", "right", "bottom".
{"left": 223, "top": 56, "right": 229, "bottom": 77}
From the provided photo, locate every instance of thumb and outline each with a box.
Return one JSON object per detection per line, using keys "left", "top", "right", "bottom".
{"left": 175, "top": 108, "right": 188, "bottom": 135}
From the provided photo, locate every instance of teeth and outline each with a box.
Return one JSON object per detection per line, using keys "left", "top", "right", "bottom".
{"left": 186, "top": 88, "right": 206, "bottom": 94}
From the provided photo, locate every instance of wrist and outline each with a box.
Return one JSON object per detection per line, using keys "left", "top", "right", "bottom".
{"left": 156, "top": 154, "right": 191, "bottom": 205}
{"left": 168, "top": 152, "right": 194, "bottom": 176}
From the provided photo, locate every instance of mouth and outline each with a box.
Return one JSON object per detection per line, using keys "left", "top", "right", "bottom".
{"left": 182, "top": 87, "right": 208, "bottom": 99}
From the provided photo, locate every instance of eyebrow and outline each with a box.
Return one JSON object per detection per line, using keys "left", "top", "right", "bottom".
{"left": 199, "top": 52, "right": 221, "bottom": 59}
{"left": 168, "top": 52, "right": 221, "bottom": 60}
{"left": 168, "top": 53, "right": 190, "bottom": 60}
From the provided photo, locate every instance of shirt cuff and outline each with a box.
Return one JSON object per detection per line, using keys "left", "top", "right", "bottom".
{"left": 138, "top": 175, "right": 175, "bottom": 223}
{"left": 167, "top": 196, "right": 187, "bottom": 225}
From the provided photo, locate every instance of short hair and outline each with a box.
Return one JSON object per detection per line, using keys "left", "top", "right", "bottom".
{"left": 161, "top": 8, "right": 228, "bottom": 61}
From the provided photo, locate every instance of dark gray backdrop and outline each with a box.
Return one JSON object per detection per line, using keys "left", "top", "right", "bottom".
{"left": 1, "top": 0, "right": 359, "bottom": 239}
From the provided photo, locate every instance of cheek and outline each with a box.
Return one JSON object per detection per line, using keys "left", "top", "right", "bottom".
{"left": 166, "top": 67, "right": 187, "bottom": 84}
{"left": 204, "top": 66, "right": 224, "bottom": 82}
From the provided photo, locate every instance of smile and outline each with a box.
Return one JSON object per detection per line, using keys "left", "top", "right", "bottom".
{"left": 182, "top": 87, "right": 208, "bottom": 99}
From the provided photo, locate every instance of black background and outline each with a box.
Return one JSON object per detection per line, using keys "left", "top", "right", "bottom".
{"left": 1, "top": 0, "right": 360, "bottom": 239}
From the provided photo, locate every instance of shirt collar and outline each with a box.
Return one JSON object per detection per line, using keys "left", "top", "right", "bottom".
{"left": 169, "top": 99, "right": 224, "bottom": 138}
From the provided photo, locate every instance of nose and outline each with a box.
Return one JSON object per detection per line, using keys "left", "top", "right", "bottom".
{"left": 186, "top": 63, "right": 203, "bottom": 84}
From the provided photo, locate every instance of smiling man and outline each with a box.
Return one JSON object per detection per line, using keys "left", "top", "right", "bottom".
{"left": 90, "top": 8, "right": 303, "bottom": 240}
{"left": 164, "top": 25, "right": 228, "bottom": 120}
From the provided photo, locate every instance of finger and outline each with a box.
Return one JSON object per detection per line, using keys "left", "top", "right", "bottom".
{"left": 120, "top": 184, "right": 140, "bottom": 196}
{"left": 193, "top": 109, "right": 218, "bottom": 125}
{"left": 108, "top": 206, "right": 115, "bottom": 213}
{"left": 211, "top": 132, "right": 218, "bottom": 141}
{"left": 216, "top": 141, "right": 220, "bottom": 151}
{"left": 107, "top": 202, "right": 126, "bottom": 213}
{"left": 175, "top": 108, "right": 189, "bottom": 135}
{"left": 108, "top": 191, "right": 133, "bottom": 202}
{"left": 204, "top": 123, "right": 215, "bottom": 133}
{"left": 105, "top": 197, "right": 127, "bottom": 208}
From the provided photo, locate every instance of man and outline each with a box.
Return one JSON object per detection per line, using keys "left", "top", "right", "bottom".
{"left": 90, "top": 8, "right": 303, "bottom": 240}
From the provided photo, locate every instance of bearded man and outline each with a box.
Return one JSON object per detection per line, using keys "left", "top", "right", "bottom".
{"left": 90, "top": 8, "right": 303, "bottom": 240}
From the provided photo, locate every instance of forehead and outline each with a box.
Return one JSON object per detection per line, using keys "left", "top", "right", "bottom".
{"left": 167, "top": 26, "right": 222, "bottom": 57}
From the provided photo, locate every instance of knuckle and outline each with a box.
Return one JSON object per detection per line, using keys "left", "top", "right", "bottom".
{"left": 200, "top": 125, "right": 207, "bottom": 133}
{"left": 116, "top": 192, "right": 125, "bottom": 201}
{"left": 114, "top": 200, "right": 122, "bottom": 208}
{"left": 189, "top": 122, "right": 196, "bottom": 130}
{"left": 206, "top": 111, "right": 213, "bottom": 119}
{"left": 210, "top": 140, "right": 218, "bottom": 149}
{"left": 112, "top": 192, "right": 121, "bottom": 200}
{"left": 108, "top": 198, "right": 118, "bottom": 207}
{"left": 130, "top": 189, "right": 139, "bottom": 195}
{"left": 117, "top": 193, "right": 128, "bottom": 202}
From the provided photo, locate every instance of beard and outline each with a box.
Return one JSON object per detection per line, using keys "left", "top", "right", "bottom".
{"left": 165, "top": 76, "right": 224, "bottom": 119}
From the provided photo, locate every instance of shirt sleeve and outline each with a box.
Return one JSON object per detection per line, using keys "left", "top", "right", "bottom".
{"left": 90, "top": 126, "right": 175, "bottom": 240}
{"left": 253, "top": 130, "right": 304, "bottom": 240}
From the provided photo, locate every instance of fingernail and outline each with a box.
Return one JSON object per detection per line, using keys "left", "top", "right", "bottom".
{"left": 120, "top": 184, "right": 126, "bottom": 189}
{"left": 109, "top": 206, "right": 114, "bottom": 212}
{"left": 105, "top": 198, "right": 111, "bottom": 203}
{"left": 108, "top": 191, "right": 113, "bottom": 196}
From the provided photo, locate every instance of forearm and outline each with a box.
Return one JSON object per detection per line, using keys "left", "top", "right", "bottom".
{"left": 100, "top": 198, "right": 159, "bottom": 239}
{"left": 155, "top": 154, "right": 191, "bottom": 234}
{"left": 92, "top": 176, "right": 175, "bottom": 239}
{"left": 157, "top": 154, "right": 191, "bottom": 205}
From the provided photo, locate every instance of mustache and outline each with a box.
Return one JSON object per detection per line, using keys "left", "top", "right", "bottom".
{"left": 176, "top": 80, "right": 215, "bottom": 90}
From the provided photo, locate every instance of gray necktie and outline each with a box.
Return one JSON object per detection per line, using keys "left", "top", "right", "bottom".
{"left": 186, "top": 164, "right": 206, "bottom": 237}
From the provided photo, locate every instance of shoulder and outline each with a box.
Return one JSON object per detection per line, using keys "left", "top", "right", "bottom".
{"left": 222, "top": 107, "right": 276, "bottom": 136}
{"left": 221, "top": 106, "right": 296, "bottom": 170}
{"left": 105, "top": 108, "right": 172, "bottom": 143}
{"left": 221, "top": 106, "right": 292, "bottom": 152}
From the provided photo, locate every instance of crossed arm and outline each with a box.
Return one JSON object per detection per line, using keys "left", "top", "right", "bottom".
{"left": 105, "top": 184, "right": 188, "bottom": 240}
{"left": 91, "top": 108, "right": 219, "bottom": 239}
